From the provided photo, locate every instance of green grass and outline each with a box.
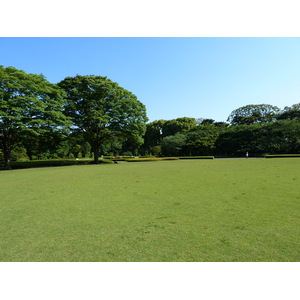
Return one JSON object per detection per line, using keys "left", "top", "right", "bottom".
{"left": 0, "top": 159, "right": 299, "bottom": 261}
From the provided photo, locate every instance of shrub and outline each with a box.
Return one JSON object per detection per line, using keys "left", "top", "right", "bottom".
{"left": 151, "top": 145, "right": 162, "bottom": 156}
{"left": 0, "top": 159, "right": 113, "bottom": 170}
{"left": 50, "top": 153, "right": 60, "bottom": 159}
{"left": 11, "top": 146, "right": 29, "bottom": 161}
{"left": 265, "top": 154, "right": 300, "bottom": 158}
{"left": 122, "top": 151, "right": 133, "bottom": 156}
{"left": 126, "top": 157, "right": 179, "bottom": 162}
{"left": 177, "top": 156, "right": 214, "bottom": 159}
{"left": 16, "top": 158, "right": 30, "bottom": 162}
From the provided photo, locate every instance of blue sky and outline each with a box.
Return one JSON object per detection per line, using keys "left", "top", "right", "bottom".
{"left": 1, "top": 37, "right": 300, "bottom": 123}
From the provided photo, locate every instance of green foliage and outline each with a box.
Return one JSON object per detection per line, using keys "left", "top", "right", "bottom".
{"left": 68, "top": 153, "right": 75, "bottom": 159}
{"left": 10, "top": 145, "right": 29, "bottom": 161}
{"left": 58, "top": 75, "right": 148, "bottom": 163}
{"left": 260, "top": 120, "right": 300, "bottom": 153}
{"left": 216, "top": 124, "right": 263, "bottom": 155}
{"left": 265, "top": 154, "right": 300, "bottom": 158}
{"left": 142, "top": 119, "right": 165, "bottom": 151}
{"left": 277, "top": 103, "right": 300, "bottom": 121}
{"left": 178, "top": 156, "right": 214, "bottom": 159}
{"left": 122, "top": 151, "right": 133, "bottom": 156}
{"left": 161, "top": 133, "right": 187, "bottom": 156}
{"left": 162, "top": 117, "right": 197, "bottom": 137}
{"left": 0, "top": 158, "right": 114, "bottom": 170}
{"left": 151, "top": 145, "right": 162, "bottom": 156}
{"left": 227, "top": 104, "right": 280, "bottom": 125}
{"left": 197, "top": 118, "right": 215, "bottom": 125}
{"left": 0, "top": 65, "right": 70, "bottom": 169}
{"left": 81, "top": 141, "right": 92, "bottom": 158}
{"left": 126, "top": 157, "right": 179, "bottom": 162}
{"left": 185, "top": 125, "right": 220, "bottom": 155}
{"left": 142, "top": 118, "right": 197, "bottom": 153}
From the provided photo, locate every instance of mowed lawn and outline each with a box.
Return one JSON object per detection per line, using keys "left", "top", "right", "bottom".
{"left": 0, "top": 159, "right": 299, "bottom": 262}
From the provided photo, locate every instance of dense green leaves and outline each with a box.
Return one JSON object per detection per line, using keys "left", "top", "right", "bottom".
{"left": 227, "top": 104, "right": 280, "bottom": 125}
{"left": 58, "top": 75, "right": 148, "bottom": 163}
{"left": 277, "top": 103, "right": 300, "bottom": 121}
{"left": 143, "top": 103, "right": 300, "bottom": 157}
{"left": 0, "top": 66, "right": 70, "bottom": 169}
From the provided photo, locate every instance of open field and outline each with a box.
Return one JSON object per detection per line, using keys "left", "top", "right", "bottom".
{"left": 0, "top": 159, "right": 299, "bottom": 261}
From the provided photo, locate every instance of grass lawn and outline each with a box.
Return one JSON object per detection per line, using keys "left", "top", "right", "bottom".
{"left": 0, "top": 158, "right": 299, "bottom": 261}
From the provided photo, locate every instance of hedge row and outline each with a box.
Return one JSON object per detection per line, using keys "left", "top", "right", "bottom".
{"left": 177, "top": 156, "right": 214, "bottom": 159}
{"left": 103, "top": 156, "right": 133, "bottom": 160}
{"left": 265, "top": 154, "right": 300, "bottom": 158}
{"left": 0, "top": 159, "right": 113, "bottom": 170}
{"left": 126, "top": 157, "right": 179, "bottom": 162}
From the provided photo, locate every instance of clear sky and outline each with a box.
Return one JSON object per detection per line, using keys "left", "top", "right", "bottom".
{"left": 1, "top": 37, "right": 300, "bottom": 123}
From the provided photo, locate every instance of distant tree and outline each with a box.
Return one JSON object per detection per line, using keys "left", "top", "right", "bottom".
{"left": 58, "top": 75, "right": 148, "bottom": 163}
{"left": 161, "top": 133, "right": 186, "bottom": 156}
{"left": 185, "top": 125, "right": 219, "bottom": 155}
{"left": 162, "top": 117, "right": 197, "bottom": 137}
{"left": 0, "top": 66, "right": 70, "bottom": 169}
{"left": 142, "top": 117, "right": 197, "bottom": 154}
{"left": 260, "top": 120, "right": 300, "bottom": 153}
{"left": 277, "top": 103, "right": 300, "bottom": 121}
{"left": 142, "top": 120, "right": 165, "bottom": 152}
{"left": 216, "top": 124, "right": 263, "bottom": 155}
{"left": 227, "top": 104, "right": 280, "bottom": 125}
{"left": 198, "top": 118, "right": 215, "bottom": 125}
{"left": 213, "top": 121, "right": 229, "bottom": 128}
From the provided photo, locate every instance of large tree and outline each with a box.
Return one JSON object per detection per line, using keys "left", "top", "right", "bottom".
{"left": 58, "top": 75, "right": 148, "bottom": 163}
{"left": 0, "top": 66, "right": 70, "bottom": 170}
{"left": 227, "top": 104, "right": 280, "bottom": 125}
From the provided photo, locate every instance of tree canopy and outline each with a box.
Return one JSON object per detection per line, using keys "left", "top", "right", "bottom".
{"left": 58, "top": 75, "right": 148, "bottom": 163}
{"left": 277, "top": 103, "right": 300, "bottom": 121}
{"left": 227, "top": 104, "right": 280, "bottom": 125}
{"left": 0, "top": 66, "right": 70, "bottom": 169}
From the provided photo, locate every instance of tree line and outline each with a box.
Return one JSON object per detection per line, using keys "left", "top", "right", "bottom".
{"left": 0, "top": 66, "right": 147, "bottom": 169}
{"left": 1, "top": 66, "right": 300, "bottom": 170}
{"left": 143, "top": 104, "right": 300, "bottom": 157}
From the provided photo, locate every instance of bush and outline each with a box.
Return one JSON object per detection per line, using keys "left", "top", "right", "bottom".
{"left": 16, "top": 158, "right": 30, "bottom": 162}
{"left": 151, "top": 145, "right": 162, "bottom": 156}
{"left": 177, "top": 156, "right": 214, "bottom": 159}
{"left": 126, "top": 157, "right": 179, "bottom": 162}
{"left": 50, "top": 153, "right": 60, "bottom": 159}
{"left": 0, "top": 159, "right": 113, "bottom": 170}
{"left": 11, "top": 146, "right": 29, "bottom": 161}
{"left": 265, "top": 154, "right": 300, "bottom": 158}
{"left": 122, "top": 151, "right": 133, "bottom": 156}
